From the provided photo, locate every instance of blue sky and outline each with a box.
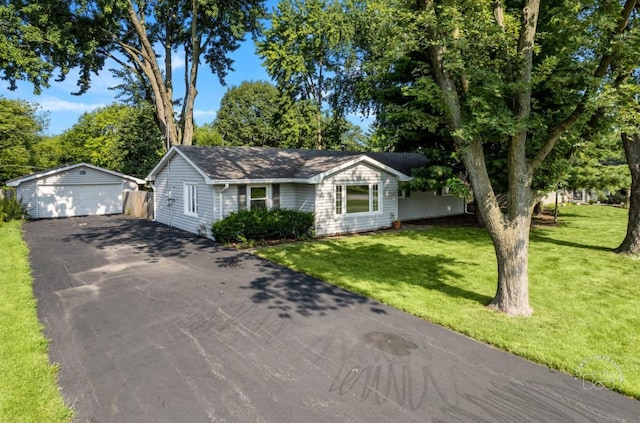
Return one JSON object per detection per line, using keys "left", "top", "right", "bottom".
{"left": 2, "top": 36, "right": 273, "bottom": 135}
{"left": 1, "top": 2, "right": 374, "bottom": 136}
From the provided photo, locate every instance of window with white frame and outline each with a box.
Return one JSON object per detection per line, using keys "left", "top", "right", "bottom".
{"left": 335, "top": 183, "right": 381, "bottom": 215}
{"left": 184, "top": 183, "right": 198, "bottom": 216}
{"left": 249, "top": 186, "right": 268, "bottom": 210}
{"left": 335, "top": 185, "right": 343, "bottom": 214}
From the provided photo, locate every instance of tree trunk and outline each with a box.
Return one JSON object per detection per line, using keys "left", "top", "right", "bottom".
{"left": 486, "top": 217, "right": 534, "bottom": 316}
{"left": 461, "top": 139, "right": 536, "bottom": 316}
{"left": 533, "top": 201, "right": 543, "bottom": 215}
{"left": 615, "top": 133, "right": 640, "bottom": 255}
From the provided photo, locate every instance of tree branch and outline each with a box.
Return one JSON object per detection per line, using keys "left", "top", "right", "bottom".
{"left": 493, "top": 0, "right": 505, "bottom": 29}
{"left": 529, "top": 0, "right": 637, "bottom": 172}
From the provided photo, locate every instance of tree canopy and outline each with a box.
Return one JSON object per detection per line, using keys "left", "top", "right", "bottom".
{"left": 56, "top": 103, "right": 164, "bottom": 178}
{"left": 257, "top": 0, "right": 364, "bottom": 149}
{"left": 2, "top": 0, "right": 266, "bottom": 148}
{"left": 212, "top": 80, "right": 320, "bottom": 148}
{"left": 0, "top": 97, "right": 46, "bottom": 183}
{"left": 361, "top": 0, "right": 639, "bottom": 315}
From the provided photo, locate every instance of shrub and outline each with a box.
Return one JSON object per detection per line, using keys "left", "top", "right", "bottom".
{"left": 212, "top": 208, "right": 314, "bottom": 245}
{"left": 0, "top": 197, "right": 27, "bottom": 222}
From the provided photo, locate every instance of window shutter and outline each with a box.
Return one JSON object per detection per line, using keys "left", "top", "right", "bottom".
{"left": 272, "top": 184, "right": 280, "bottom": 209}
{"left": 238, "top": 185, "right": 246, "bottom": 210}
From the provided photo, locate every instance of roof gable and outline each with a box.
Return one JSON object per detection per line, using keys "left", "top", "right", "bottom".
{"left": 146, "top": 146, "right": 429, "bottom": 183}
{"left": 6, "top": 163, "right": 145, "bottom": 187}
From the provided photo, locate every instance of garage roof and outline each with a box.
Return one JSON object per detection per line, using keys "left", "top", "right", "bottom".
{"left": 6, "top": 163, "right": 145, "bottom": 187}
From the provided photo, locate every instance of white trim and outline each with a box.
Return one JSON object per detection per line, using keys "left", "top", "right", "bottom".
{"left": 184, "top": 182, "right": 198, "bottom": 217}
{"left": 147, "top": 146, "right": 213, "bottom": 184}
{"left": 247, "top": 184, "right": 272, "bottom": 210}
{"left": 308, "top": 156, "right": 410, "bottom": 184}
{"left": 335, "top": 182, "right": 382, "bottom": 216}
{"left": 213, "top": 178, "right": 310, "bottom": 185}
{"left": 7, "top": 162, "right": 144, "bottom": 187}
{"left": 36, "top": 182, "right": 127, "bottom": 187}
{"left": 218, "top": 183, "right": 229, "bottom": 220}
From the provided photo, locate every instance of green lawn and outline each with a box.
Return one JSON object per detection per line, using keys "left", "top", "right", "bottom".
{"left": 257, "top": 205, "right": 640, "bottom": 399}
{"left": 0, "top": 221, "right": 73, "bottom": 422}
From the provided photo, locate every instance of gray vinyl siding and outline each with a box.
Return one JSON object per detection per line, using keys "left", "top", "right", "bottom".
{"left": 315, "top": 163, "right": 396, "bottom": 236}
{"left": 15, "top": 181, "right": 38, "bottom": 218}
{"left": 153, "top": 155, "right": 215, "bottom": 236}
{"left": 279, "top": 184, "right": 297, "bottom": 209}
{"left": 398, "top": 190, "right": 465, "bottom": 220}
{"left": 218, "top": 185, "right": 239, "bottom": 218}
{"left": 154, "top": 163, "right": 171, "bottom": 227}
{"left": 295, "top": 184, "right": 315, "bottom": 213}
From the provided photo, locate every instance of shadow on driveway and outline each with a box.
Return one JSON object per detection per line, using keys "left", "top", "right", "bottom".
{"left": 22, "top": 215, "right": 640, "bottom": 423}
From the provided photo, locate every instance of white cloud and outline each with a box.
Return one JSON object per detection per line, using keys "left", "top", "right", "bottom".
{"left": 38, "top": 96, "right": 106, "bottom": 113}
{"left": 193, "top": 109, "right": 217, "bottom": 117}
{"left": 172, "top": 54, "right": 186, "bottom": 70}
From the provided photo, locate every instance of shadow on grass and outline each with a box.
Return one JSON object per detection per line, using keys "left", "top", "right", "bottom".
{"left": 530, "top": 232, "right": 615, "bottom": 252}
{"left": 252, "top": 238, "right": 493, "bottom": 316}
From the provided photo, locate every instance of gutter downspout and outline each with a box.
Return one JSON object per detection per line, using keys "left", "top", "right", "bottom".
{"left": 218, "top": 183, "right": 230, "bottom": 220}
{"left": 150, "top": 183, "right": 156, "bottom": 221}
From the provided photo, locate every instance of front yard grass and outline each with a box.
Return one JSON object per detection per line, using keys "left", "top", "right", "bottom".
{"left": 0, "top": 221, "right": 72, "bottom": 422}
{"left": 257, "top": 205, "right": 640, "bottom": 399}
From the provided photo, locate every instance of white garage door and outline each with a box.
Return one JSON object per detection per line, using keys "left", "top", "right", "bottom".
{"left": 36, "top": 184, "right": 123, "bottom": 218}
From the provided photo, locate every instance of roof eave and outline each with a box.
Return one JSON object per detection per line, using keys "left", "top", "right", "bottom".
{"left": 211, "top": 178, "right": 312, "bottom": 185}
{"left": 308, "top": 156, "right": 411, "bottom": 183}
{"left": 146, "top": 146, "right": 214, "bottom": 184}
{"left": 7, "top": 162, "right": 145, "bottom": 186}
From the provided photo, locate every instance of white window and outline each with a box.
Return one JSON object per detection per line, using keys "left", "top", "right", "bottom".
{"left": 335, "top": 185, "right": 343, "bottom": 214}
{"left": 335, "top": 183, "right": 381, "bottom": 215}
{"left": 249, "top": 186, "right": 269, "bottom": 210}
{"left": 184, "top": 183, "right": 198, "bottom": 216}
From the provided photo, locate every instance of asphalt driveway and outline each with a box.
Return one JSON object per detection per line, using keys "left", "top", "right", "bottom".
{"left": 24, "top": 216, "right": 639, "bottom": 422}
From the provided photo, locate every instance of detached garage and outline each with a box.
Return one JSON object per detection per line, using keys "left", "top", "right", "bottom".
{"left": 6, "top": 163, "right": 144, "bottom": 219}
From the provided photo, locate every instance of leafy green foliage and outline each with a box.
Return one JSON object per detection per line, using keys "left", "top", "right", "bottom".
{"left": 193, "top": 124, "right": 224, "bottom": 147}
{"left": 57, "top": 103, "right": 163, "bottom": 178}
{"left": 0, "top": 221, "right": 73, "bottom": 422}
{"left": 2, "top": 0, "right": 265, "bottom": 146}
{"left": 212, "top": 208, "right": 315, "bottom": 245}
{"left": 0, "top": 195, "right": 27, "bottom": 222}
{"left": 0, "top": 97, "right": 46, "bottom": 183}
{"left": 212, "top": 81, "right": 317, "bottom": 148}
{"left": 0, "top": 1, "right": 101, "bottom": 94}
{"left": 257, "top": 0, "right": 365, "bottom": 148}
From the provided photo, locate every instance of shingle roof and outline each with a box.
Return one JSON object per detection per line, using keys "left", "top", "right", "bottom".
{"left": 6, "top": 162, "right": 145, "bottom": 186}
{"left": 173, "top": 146, "right": 428, "bottom": 180}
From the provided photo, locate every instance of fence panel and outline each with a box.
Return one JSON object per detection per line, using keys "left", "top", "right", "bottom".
{"left": 123, "top": 191, "right": 154, "bottom": 220}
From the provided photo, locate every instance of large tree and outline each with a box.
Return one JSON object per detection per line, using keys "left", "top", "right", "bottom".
{"left": 364, "top": 1, "right": 639, "bottom": 315}
{"left": 212, "top": 80, "right": 318, "bottom": 148}
{"left": 57, "top": 103, "right": 164, "bottom": 178}
{"left": 617, "top": 133, "right": 640, "bottom": 253}
{"left": 2, "top": 0, "right": 265, "bottom": 149}
{"left": 615, "top": 75, "right": 640, "bottom": 254}
{"left": 257, "top": 0, "right": 363, "bottom": 149}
